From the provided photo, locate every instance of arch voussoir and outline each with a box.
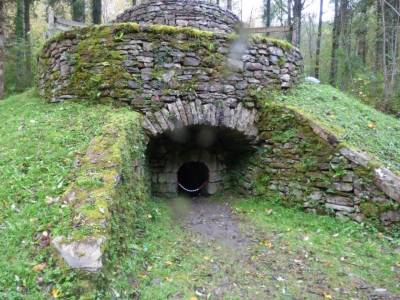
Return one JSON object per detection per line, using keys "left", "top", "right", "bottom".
{"left": 143, "top": 101, "right": 258, "bottom": 141}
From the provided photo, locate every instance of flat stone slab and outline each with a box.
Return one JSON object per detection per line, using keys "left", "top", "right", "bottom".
{"left": 52, "top": 236, "right": 105, "bottom": 272}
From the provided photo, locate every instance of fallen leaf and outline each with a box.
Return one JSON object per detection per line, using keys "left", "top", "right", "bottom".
{"left": 32, "top": 263, "right": 47, "bottom": 272}
{"left": 51, "top": 288, "right": 60, "bottom": 298}
{"left": 323, "top": 293, "right": 332, "bottom": 299}
{"left": 189, "top": 297, "right": 198, "bottom": 300}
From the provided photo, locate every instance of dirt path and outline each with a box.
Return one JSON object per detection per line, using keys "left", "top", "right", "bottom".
{"left": 167, "top": 196, "right": 399, "bottom": 300}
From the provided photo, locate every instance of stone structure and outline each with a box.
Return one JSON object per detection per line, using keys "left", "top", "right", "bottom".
{"left": 115, "top": 0, "right": 241, "bottom": 34}
{"left": 37, "top": 0, "right": 400, "bottom": 230}
{"left": 237, "top": 106, "right": 400, "bottom": 227}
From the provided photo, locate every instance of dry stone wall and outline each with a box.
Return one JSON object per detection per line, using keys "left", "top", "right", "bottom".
{"left": 115, "top": 0, "right": 241, "bottom": 34}
{"left": 38, "top": 24, "right": 303, "bottom": 141}
{"left": 237, "top": 106, "right": 400, "bottom": 230}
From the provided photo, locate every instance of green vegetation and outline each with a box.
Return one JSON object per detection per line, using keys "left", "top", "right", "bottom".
{"left": 95, "top": 196, "right": 400, "bottom": 299}
{"left": 271, "top": 82, "right": 400, "bottom": 174}
{"left": 0, "top": 91, "right": 132, "bottom": 298}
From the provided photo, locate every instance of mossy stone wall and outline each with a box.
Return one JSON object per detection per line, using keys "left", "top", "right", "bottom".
{"left": 115, "top": 0, "right": 241, "bottom": 34}
{"left": 235, "top": 105, "right": 400, "bottom": 230}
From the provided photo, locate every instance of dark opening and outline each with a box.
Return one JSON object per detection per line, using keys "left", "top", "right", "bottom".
{"left": 177, "top": 161, "right": 209, "bottom": 196}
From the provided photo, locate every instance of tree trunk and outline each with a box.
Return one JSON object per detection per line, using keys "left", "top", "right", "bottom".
{"left": 72, "top": 0, "right": 85, "bottom": 23}
{"left": 292, "top": 0, "right": 302, "bottom": 47}
{"left": 0, "top": 0, "right": 4, "bottom": 99}
{"left": 15, "top": 0, "right": 25, "bottom": 92}
{"left": 375, "top": 0, "right": 382, "bottom": 71}
{"left": 340, "top": 0, "right": 352, "bottom": 89}
{"left": 24, "top": 0, "right": 32, "bottom": 86}
{"left": 132, "top": 0, "right": 137, "bottom": 5}
{"left": 315, "top": 0, "right": 323, "bottom": 79}
{"left": 265, "top": 0, "right": 271, "bottom": 27}
{"left": 92, "top": 0, "right": 102, "bottom": 24}
{"left": 329, "top": 0, "right": 340, "bottom": 86}
{"left": 356, "top": 3, "right": 368, "bottom": 65}
{"left": 287, "top": 0, "right": 292, "bottom": 41}
{"left": 227, "top": 0, "right": 232, "bottom": 11}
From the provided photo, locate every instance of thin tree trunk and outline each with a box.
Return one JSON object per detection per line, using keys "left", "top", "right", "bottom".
{"left": 227, "top": 0, "right": 232, "bottom": 11}
{"left": 288, "top": 0, "right": 292, "bottom": 41}
{"left": 375, "top": 0, "right": 383, "bottom": 71}
{"left": 72, "top": 0, "right": 85, "bottom": 23}
{"left": 292, "top": 0, "right": 302, "bottom": 47}
{"left": 340, "top": 0, "right": 351, "bottom": 90}
{"left": 92, "top": 0, "right": 102, "bottom": 24}
{"left": 132, "top": 0, "right": 137, "bottom": 5}
{"left": 315, "top": 0, "right": 323, "bottom": 79}
{"left": 24, "top": 0, "right": 32, "bottom": 86}
{"left": 265, "top": 0, "right": 271, "bottom": 27}
{"left": 15, "top": 0, "right": 25, "bottom": 92}
{"left": 0, "top": 0, "right": 4, "bottom": 99}
{"left": 330, "top": 0, "right": 340, "bottom": 85}
{"left": 357, "top": 3, "right": 367, "bottom": 65}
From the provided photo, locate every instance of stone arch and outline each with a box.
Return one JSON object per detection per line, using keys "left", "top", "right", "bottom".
{"left": 145, "top": 116, "right": 255, "bottom": 197}
{"left": 142, "top": 99, "right": 259, "bottom": 142}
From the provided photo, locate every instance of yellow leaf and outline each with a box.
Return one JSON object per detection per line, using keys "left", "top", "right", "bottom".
{"left": 203, "top": 256, "right": 210, "bottom": 261}
{"left": 189, "top": 297, "right": 198, "bottom": 300}
{"left": 32, "top": 263, "right": 47, "bottom": 272}
{"left": 261, "top": 240, "right": 273, "bottom": 248}
{"left": 165, "top": 261, "right": 173, "bottom": 266}
{"left": 165, "top": 276, "right": 173, "bottom": 282}
{"left": 368, "top": 123, "right": 376, "bottom": 129}
{"left": 324, "top": 293, "right": 332, "bottom": 299}
{"left": 51, "top": 288, "right": 60, "bottom": 298}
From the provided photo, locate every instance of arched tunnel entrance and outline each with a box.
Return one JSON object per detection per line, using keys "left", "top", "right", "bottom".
{"left": 177, "top": 161, "right": 209, "bottom": 196}
{"left": 146, "top": 125, "right": 255, "bottom": 197}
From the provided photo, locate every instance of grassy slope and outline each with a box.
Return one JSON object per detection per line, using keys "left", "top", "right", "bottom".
{"left": 273, "top": 83, "right": 400, "bottom": 174}
{"left": 0, "top": 91, "right": 131, "bottom": 298}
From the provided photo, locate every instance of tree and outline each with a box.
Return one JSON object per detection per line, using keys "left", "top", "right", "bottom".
{"left": 227, "top": 0, "right": 232, "bottom": 11}
{"left": 24, "top": 0, "right": 32, "bottom": 84}
{"left": 15, "top": 0, "right": 25, "bottom": 92}
{"left": 314, "top": 0, "right": 323, "bottom": 79}
{"left": 263, "top": 0, "right": 272, "bottom": 27}
{"left": 292, "top": 0, "right": 303, "bottom": 47}
{"left": 330, "top": 0, "right": 340, "bottom": 85}
{"left": 71, "top": 0, "right": 85, "bottom": 22}
{"left": 92, "top": 0, "right": 101, "bottom": 24}
{"left": 0, "top": 0, "right": 4, "bottom": 99}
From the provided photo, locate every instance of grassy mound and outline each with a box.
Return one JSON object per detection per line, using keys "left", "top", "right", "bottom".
{"left": 0, "top": 91, "right": 132, "bottom": 298}
{"left": 272, "top": 83, "right": 400, "bottom": 174}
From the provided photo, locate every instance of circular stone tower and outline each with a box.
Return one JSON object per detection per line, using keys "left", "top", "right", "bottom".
{"left": 38, "top": 0, "right": 303, "bottom": 196}
{"left": 115, "top": 0, "right": 241, "bottom": 34}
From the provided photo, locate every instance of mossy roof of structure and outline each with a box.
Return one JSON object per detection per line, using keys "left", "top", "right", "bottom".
{"left": 270, "top": 83, "right": 400, "bottom": 174}
{"left": 43, "top": 22, "right": 294, "bottom": 51}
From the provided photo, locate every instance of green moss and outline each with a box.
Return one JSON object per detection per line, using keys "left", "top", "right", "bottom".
{"left": 251, "top": 35, "right": 294, "bottom": 50}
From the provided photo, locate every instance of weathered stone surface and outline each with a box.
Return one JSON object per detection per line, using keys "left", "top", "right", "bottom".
{"left": 380, "top": 211, "right": 400, "bottom": 225}
{"left": 326, "top": 195, "right": 353, "bottom": 206}
{"left": 52, "top": 236, "right": 105, "bottom": 272}
{"left": 115, "top": 0, "right": 241, "bottom": 34}
{"left": 374, "top": 168, "right": 400, "bottom": 202}
{"left": 325, "top": 203, "right": 355, "bottom": 213}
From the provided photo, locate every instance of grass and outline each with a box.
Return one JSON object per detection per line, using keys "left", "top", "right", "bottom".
{"left": 97, "top": 196, "right": 400, "bottom": 299}
{"left": 272, "top": 82, "right": 400, "bottom": 174}
{"left": 0, "top": 90, "right": 131, "bottom": 298}
{"left": 1, "top": 86, "right": 400, "bottom": 298}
